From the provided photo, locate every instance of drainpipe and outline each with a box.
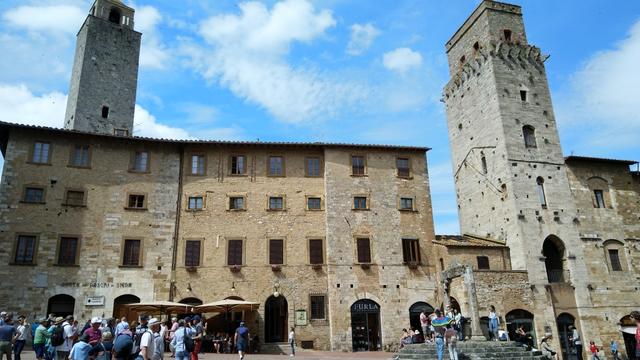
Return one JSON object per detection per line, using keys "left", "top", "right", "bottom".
{"left": 169, "top": 145, "right": 185, "bottom": 301}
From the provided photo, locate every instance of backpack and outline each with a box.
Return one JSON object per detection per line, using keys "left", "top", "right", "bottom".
{"left": 183, "top": 328, "right": 195, "bottom": 353}
{"left": 96, "top": 343, "right": 112, "bottom": 360}
{"left": 132, "top": 329, "right": 150, "bottom": 356}
{"left": 114, "top": 333, "right": 133, "bottom": 357}
{"left": 51, "top": 325, "right": 65, "bottom": 346}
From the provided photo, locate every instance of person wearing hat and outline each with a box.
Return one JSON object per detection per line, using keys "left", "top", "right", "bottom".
{"left": 45, "top": 317, "right": 65, "bottom": 360}
{"left": 189, "top": 316, "right": 203, "bottom": 360}
{"left": 540, "top": 333, "right": 558, "bottom": 360}
{"left": 33, "top": 319, "right": 49, "bottom": 360}
{"left": 84, "top": 318, "right": 103, "bottom": 346}
{"left": 69, "top": 334, "right": 93, "bottom": 360}
{"left": 137, "top": 315, "right": 150, "bottom": 336}
{"left": 0, "top": 313, "right": 18, "bottom": 360}
{"left": 57, "top": 315, "right": 75, "bottom": 360}
{"left": 148, "top": 318, "right": 163, "bottom": 360}
{"left": 234, "top": 321, "right": 250, "bottom": 360}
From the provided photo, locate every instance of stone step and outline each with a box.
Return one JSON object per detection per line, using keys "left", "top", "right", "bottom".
{"left": 394, "top": 341, "right": 545, "bottom": 360}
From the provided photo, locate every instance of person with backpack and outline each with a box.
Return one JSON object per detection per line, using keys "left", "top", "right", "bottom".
{"left": 47, "top": 317, "right": 65, "bottom": 360}
{"left": 189, "top": 317, "right": 203, "bottom": 360}
{"left": 113, "top": 323, "right": 133, "bottom": 360}
{"left": 148, "top": 319, "right": 163, "bottom": 360}
{"left": 0, "top": 314, "right": 18, "bottom": 360}
{"left": 56, "top": 315, "right": 75, "bottom": 360}
{"left": 69, "top": 334, "right": 93, "bottom": 360}
{"left": 234, "top": 321, "right": 250, "bottom": 360}
{"left": 93, "top": 332, "right": 114, "bottom": 360}
{"left": 170, "top": 320, "right": 192, "bottom": 360}
{"left": 136, "top": 318, "right": 154, "bottom": 360}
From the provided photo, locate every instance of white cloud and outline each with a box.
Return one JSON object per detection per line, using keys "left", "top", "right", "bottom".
{"left": 0, "top": 83, "right": 67, "bottom": 128}
{"left": 382, "top": 47, "right": 423, "bottom": 73}
{"left": 557, "top": 19, "right": 640, "bottom": 151}
{"left": 133, "top": 105, "right": 192, "bottom": 139}
{"left": 346, "top": 23, "right": 379, "bottom": 56}
{"left": 2, "top": 5, "right": 85, "bottom": 34}
{"left": 184, "top": 0, "right": 369, "bottom": 123}
{"left": 135, "top": 6, "right": 170, "bottom": 70}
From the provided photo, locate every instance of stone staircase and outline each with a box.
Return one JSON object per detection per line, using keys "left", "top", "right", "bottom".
{"left": 260, "top": 342, "right": 291, "bottom": 354}
{"left": 394, "top": 341, "right": 547, "bottom": 360}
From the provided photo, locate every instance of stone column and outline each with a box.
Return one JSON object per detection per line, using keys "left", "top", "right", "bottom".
{"left": 463, "top": 265, "right": 485, "bottom": 340}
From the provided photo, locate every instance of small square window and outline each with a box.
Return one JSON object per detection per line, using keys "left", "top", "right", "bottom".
{"left": 58, "top": 237, "right": 79, "bottom": 266}
{"left": 269, "top": 156, "right": 284, "bottom": 176}
{"left": 14, "top": 235, "right": 37, "bottom": 265}
{"left": 520, "top": 90, "right": 527, "bottom": 102}
{"left": 306, "top": 157, "right": 321, "bottom": 177}
{"left": 353, "top": 196, "right": 368, "bottom": 210}
{"left": 191, "top": 154, "right": 206, "bottom": 175}
{"left": 122, "top": 239, "right": 141, "bottom": 266}
{"left": 307, "top": 197, "right": 322, "bottom": 210}
{"left": 351, "top": 156, "right": 365, "bottom": 175}
{"left": 397, "top": 158, "right": 410, "bottom": 177}
{"left": 310, "top": 295, "right": 326, "bottom": 320}
{"left": 32, "top": 142, "right": 50, "bottom": 164}
{"left": 269, "top": 196, "right": 284, "bottom": 210}
{"left": 132, "top": 151, "right": 149, "bottom": 172}
{"left": 229, "top": 196, "right": 245, "bottom": 210}
{"left": 185, "top": 240, "right": 201, "bottom": 267}
{"left": 188, "top": 196, "right": 204, "bottom": 210}
{"left": 127, "top": 194, "right": 146, "bottom": 209}
{"left": 477, "top": 256, "right": 490, "bottom": 270}
{"left": 230, "top": 155, "right": 246, "bottom": 175}
{"left": 23, "top": 187, "right": 44, "bottom": 203}
{"left": 71, "top": 145, "right": 91, "bottom": 167}
{"left": 65, "top": 190, "right": 85, "bottom": 206}
{"left": 400, "top": 198, "right": 413, "bottom": 211}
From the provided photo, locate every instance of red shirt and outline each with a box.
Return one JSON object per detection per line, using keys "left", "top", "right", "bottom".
{"left": 84, "top": 327, "right": 102, "bottom": 344}
{"left": 589, "top": 343, "right": 598, "bottom": 354}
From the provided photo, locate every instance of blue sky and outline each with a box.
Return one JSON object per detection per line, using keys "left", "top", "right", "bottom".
{"left": 1, "top": 0, "right": 639, "bottom": 235}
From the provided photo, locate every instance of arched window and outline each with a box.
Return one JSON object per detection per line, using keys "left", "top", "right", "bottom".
{"left": 536, "top": 177, "right": 546, "bottom": 207}
{"left": 543, "top": 236, "right": 565, "bottom": 283}
{"left": 603, "top": 240, "right": 626, "bottom": 272}
{"left": 506, "top": 309, "right": 536, "bottom": 345}
{"left": 108, "top": 8, "right": 121, "bottom": 24}
{"left": 481, "top": 155, "right": 488, "bottom": 174}
{"left": 503, "top": 29, "right": 513, "bottom": 42}
{"left": 523, "top": 126, "right": 536, "bottom": 148}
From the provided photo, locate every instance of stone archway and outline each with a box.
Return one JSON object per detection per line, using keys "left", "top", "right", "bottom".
{"left": 47, "top": 294, "right": 75, "bottom": 317}
{"left": 351, "top": 299, "right": 381, "bottom": 352}
{"left": 265, "top": 295, "right": 288, "bottom": 343}
{"left": 408, "top": 302, "right": 434, "bottom": 333}
{"left": 543, "top": 236, "right": 566, "bottom": 283}
{"left": 506, "top": 309, "right": 536, "bottom": 345}
{"left": 113, "top": 294, "right": 140, "bottom": 319}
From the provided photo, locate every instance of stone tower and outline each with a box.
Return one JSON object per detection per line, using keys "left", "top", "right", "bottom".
{"left": 64, "top": 0, "right": 140, "bottom": 136}
{"left": 443, "top": 0, "right": 591, "bottom": 333}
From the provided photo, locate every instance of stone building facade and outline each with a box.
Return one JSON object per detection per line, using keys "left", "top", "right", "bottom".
{"left": 443, "top": 1, "right": 640, "bottom": 358}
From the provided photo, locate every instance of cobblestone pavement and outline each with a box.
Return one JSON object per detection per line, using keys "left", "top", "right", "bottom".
{"left": 17, "top": 350, "right": 394, "bottom": 360}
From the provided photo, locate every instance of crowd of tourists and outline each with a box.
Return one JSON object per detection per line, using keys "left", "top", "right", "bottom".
{"left": 0, "top": 312, "right": 253, "bottom": 360}
{"left": 399, "top": 305, "right": 463, "bottom": 360}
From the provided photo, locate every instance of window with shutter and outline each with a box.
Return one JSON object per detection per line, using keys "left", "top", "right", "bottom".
{"left": 608, "top": 249, "right": 622, "bottom": 271}
{"left": 23, "top": 187, "right": 44, "bottom": 203}
{"left": 396, "top": 158, "right": 410, "bottom": 177}
{"left": 185, "top": 240, "right": 201, "bottom": 267}
{"left": 269, "top": 239, "right": 284, "bottom": 265}
{"left": 351, "top": 156, "right": 365, "bottom": 175}
{"left": 402, "top": 238, "right": 420, "bottom": 264}
{"left": 14, "top": 235, "right": 37, "bottom": 264}
{"left": 58, "top": 237, "right": 79, "bottom": 265}
{"left": 122, "top": 239, "right": 141, "bottom": 266}
{"left": 356, "top": 238, "right": 371, "bottom": 263}
{"left": 306, "top": 157, "right": 321, "bottom": 177}
{"left": 227, "top": 240, "right": 243, "bottom": 266}
{"left": 65, "top": 190, "right": 85, "bottom": 206}
{"left": 309, "top": 239, "right": 324, "bottom": 265}
{"left": 32, "top": 142, "right": 50, "bottom": 163}
{"left": 191, "top": 154, "right": 206, "bottom": 175}
{"left": 268, "top": 156, "right": 284, "bottom": 176}
{"left": 310, "top": 295, "right": 326, "bottom": 319}
{"left": 72, "top": 145, "right": 91, "bottom": 167}
{"left": 230, "top": 155, "right": 246, "bottom": 175}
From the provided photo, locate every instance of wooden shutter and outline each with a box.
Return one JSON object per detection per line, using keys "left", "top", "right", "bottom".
{"left": 185, "top": 240, "right": 201, "bottom": 267}
{"left": 123, "top": 239, "right": 141, "bottom": 266}
{"left": 269, "top": 239, "right": 284, "bottom": 265}
{"left": 58, "top": 237, "right": 78, "bottom": 265}
{"left": 310, "top": 295, "right": 325, "bottom": 319}
{"left": 228, "top": 240, "right": 243, "bottom": 266}
{"left": 309, "top": 239, "right": 323, "bottom": 264}
{"left": 356, "top": 238, "right": 371, "bottom": 263}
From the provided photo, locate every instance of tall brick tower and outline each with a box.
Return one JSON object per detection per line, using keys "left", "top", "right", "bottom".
{"left": 443, "top": 0, "right": 590, "bottom": 342}
{"left": 64, "top": 0, "right": 140, "bottom": 136}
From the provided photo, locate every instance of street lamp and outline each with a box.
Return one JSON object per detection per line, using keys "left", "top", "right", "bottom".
{"left": 273, "top": 283, "right": 280, "bottom": 298}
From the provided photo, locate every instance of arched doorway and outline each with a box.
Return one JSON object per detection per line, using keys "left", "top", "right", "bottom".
{"left": 408, "top": 302, "right": 434, "bottom": 332}
{"left": 47, "top": 294, "right": 75, "bottom": 317}
{"left": 179, "top": 297, "right": 203, "bottom": 306}
{"left": 351, "top": 299, "right": 381, "bottom": 352}
{"left": 449, "top": 297, "right": 461, "bottom": 313}
{"left": 557, "top": 313, "right": 576, "bottom": 359}
{"left": 113, "top": 294, "right": 140, "bottom": 319}
{"left": 543, "top": 236, "right": 566, "bottom": 283}
{"left": 620, "top": 316, "right": 637, "bottom": 360}
{"left": 265, "top": 295, "right": 288, "bottom": 343}
{"left": 506, "top": 309, "right": 536, "bottom": 345}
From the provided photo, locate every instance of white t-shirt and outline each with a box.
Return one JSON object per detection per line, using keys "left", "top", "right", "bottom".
{"left": 140, "top": 331, "right": 155, "bottom": 360}
{"left": 57, "top": 322, "right": 75, "bottom": 352}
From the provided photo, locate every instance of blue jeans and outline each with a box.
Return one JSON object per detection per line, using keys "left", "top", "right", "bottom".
{"left": 290, "top": 341, "right": 295, "bottom": 356}
{"left": 435, "top": 337, "right": 445, "bottom": 360}
{"left": 14, "top": 340, "right": 26, "bottom": 360}
{"left": 176, "top": 350, "right": 190, "bottom": 360}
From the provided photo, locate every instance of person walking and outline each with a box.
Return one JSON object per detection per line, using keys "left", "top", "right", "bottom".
{"left": 234, "top": 321, "right": 249, "bottom": 360}
{"left": 610, "top": 340, "right": 620, "bottom": 360}
{"left": 15, "top": 315, "right": 29, "bottom": 360}
{"left": 57, "top": 316, "right": 74, "bottom": 360}
{"left": 189, "top": 316, "right": 203, "bottom": 360}
{"left": 588, "top": 341, "right": 600, "bottom": 360}
{"left": 487, "top": 306, "right": 499, "bottom": 341}
{"left": 288, "top": 327, "right": 295, "bottom": 357}
{"left": 419, "top": 312, "right": 429, "bottom": 343}
{"left": 138, "top": 318, "right": 154, "bottom": 360}
{"left": 568, "top": 325, "right": 583, "bottom": 360}
{"left": 148, "top": 318, "right": 163, "bottom": 360}
{"left": 170, "top": 320, "right": 192, "bottom": 360}
{"left": 0, "top": 314, "right": 18, "bottom": 360}
{"left": 34, "top": 319, "right": 49, "bottom": 360}
{"left": 431, "top": 309, "right": 451, "bottom": 360}
{"left": 444, "top": 324, "right": 458, "bottom": 360}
